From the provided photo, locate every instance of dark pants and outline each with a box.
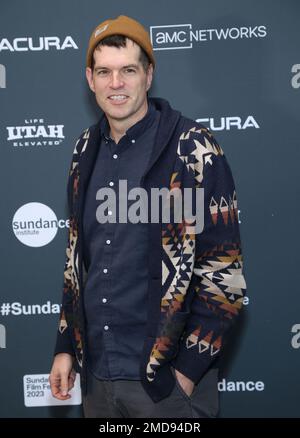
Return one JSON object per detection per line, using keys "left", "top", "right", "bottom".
{"left": 83, "top": 366, "right": 219, "bottom": 418}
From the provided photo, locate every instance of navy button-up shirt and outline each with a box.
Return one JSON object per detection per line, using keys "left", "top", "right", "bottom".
{"left": 83, "top": 102, "right": 160, "bottom": 380}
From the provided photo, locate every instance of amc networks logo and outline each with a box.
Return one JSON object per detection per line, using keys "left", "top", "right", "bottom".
{"left": 150, "top": 24, "right": 267, "bottom": 51}
{"left": 151, "top": 24, "right": 193, "bottom": 50}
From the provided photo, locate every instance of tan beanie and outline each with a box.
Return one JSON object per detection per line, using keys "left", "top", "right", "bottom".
{"left": 86, "top": 15, "right": 155, "bottom": 69}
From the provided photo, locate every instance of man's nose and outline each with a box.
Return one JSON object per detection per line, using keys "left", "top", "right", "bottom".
{"left": 110, "top": 71, "right": 124, "bottom": 89}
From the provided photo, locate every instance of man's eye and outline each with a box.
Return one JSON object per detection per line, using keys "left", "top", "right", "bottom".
{"left": 124, "top": 68, "right": 136, "bottom": 74}
{"left": 97, "top": 70, "right": 108, "bottom": 76}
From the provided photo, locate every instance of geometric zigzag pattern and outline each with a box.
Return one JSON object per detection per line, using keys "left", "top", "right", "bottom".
{"left": 185, "top": 244, "right": 246, "bottom": 358}
{"left": 146, "top": 126, "right": 246, "bottom": 382}
{"left": 59, "top": 124, "right": 246, "bottom": 380}
{"left": 194, "top": 244, "right": 245, "bottom": 320}
{"left": 210, "top": 191, "right": 239, "bottom": 226}
{"left": 185, "top": 328, "right": 222, "bottom": 357}
{"left": 177, "top": 126, "right": 224, "bottom": 186}
{"left": 146, "top": 167, "right": 196, "bottom": 381}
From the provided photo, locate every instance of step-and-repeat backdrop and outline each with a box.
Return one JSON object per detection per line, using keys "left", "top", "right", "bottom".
{"left": 0, "top": 0, "right": 299, "bottom": 418}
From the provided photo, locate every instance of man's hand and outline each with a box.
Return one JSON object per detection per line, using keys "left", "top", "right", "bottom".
{"left": 174, "top": 368, "right": 195, "bottom": 398}
{"left": 49, "top": 353, "right": 76, "bottom": 400}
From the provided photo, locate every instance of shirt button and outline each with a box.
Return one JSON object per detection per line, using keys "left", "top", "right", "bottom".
{"left": 131, "top": 139, "right": 136, "bottom": 144}
{"left": 106, "top": 239, "right": 111, "bottom": 245}
{"left": 104, "top": 325, "right": 109, "bottom": 331}
{"left": 108, "top": 210, "right": 112, "bottom": 216}
{"left": 102, "top": 298, "right": 107, "bottom": 303}
{"left": 109, "top": 181, "right": 114, "bottom": 187}
{"left": 113, "top": 154, "right": 118, "bottom": 159}
{"left": 103, "top": 268, "right": 108, "bottom": 274}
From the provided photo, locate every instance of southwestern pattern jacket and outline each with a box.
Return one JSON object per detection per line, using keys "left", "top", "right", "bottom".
{"left": 55, "top": 98, "right": 246, "bottom": 402}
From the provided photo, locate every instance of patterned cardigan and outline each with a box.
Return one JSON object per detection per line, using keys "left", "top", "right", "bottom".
{"left": 54, "top": 98, "right": 246, "bottom": 402}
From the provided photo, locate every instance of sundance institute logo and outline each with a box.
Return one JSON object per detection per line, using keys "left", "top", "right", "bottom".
{"left": 12, "top": 203, "right": 69, "bottom": 247}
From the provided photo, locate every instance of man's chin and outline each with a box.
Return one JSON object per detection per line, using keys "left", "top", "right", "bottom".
{"left": 106, "top": 111, "right": 130, "bottom": 121}
{"left": 105, "top": 108, "right": 133, "bottom": 122}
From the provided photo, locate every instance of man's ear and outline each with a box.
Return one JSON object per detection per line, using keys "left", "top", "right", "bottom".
{"left": 146, "top": 63, "right": 154, "bottom": 92}
{"left": 86, "top": 67, "right": 95, "bottom": 92}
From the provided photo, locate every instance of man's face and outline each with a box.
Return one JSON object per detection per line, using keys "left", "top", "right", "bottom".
{"left": 86, "top": 39, "right": 153, "bottom": 126}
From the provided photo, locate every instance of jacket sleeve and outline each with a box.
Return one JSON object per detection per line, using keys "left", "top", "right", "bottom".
{"left": 53, "top": 132, "right": 87, "bottom": 357}
{"left": 172, "top": 126, "right": 246, "bottom": 383}
{"left": 54, "top": 221, "right": 76, "bottom": 356}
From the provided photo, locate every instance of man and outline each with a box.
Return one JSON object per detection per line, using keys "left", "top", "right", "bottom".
{"left": 50, "top": 15, "right": 246, "bottom": 418}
